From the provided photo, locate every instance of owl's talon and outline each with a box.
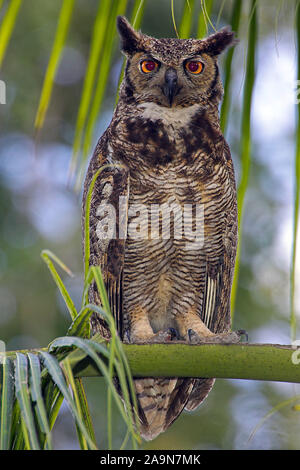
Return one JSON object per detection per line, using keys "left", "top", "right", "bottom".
{"left": 188, "top": 329, "right": 205, "bottom": 344}
{"left": 168, "top": 327, "right": 179, "bottom": 340}
{"left": 127, "top": 327, "right": 180, "bottom": 344}
{"left": 123, "top": 329, "right": 131, "bottom": 344}
{"left": 151, "top": 327, "right": 179, "bottom": 343}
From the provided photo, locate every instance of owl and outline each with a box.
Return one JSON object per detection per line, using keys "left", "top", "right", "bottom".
{"left": 82, "top": 16, "right": 244, "bottom": 441}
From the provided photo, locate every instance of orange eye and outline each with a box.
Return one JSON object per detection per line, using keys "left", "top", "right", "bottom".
{"left": 185, "top": 60, "right": 203, "bottom": 74}
{"left": 140, "top": 60, "right": 158, "bottom": 73}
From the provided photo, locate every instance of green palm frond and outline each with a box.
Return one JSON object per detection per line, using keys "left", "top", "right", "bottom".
{"left": 15, "top": 353, "right": 40, "bottom": 450}
{"left": 290, "top": 0, "right": 300, "bottom": 341}
{"left": 69, "top": 0, "right": 113, "bottom": 180}
{"left": 179, "top": 0, "right": 195, "bottom": 38}
{"left": 197, "top": 0, "right": 214, "bottom": 38}
{"left": 27, "top": 353, "right": 52, "bottom": 449}
{"left": 0, "top": 0, "right": 23, "bottom": 68}
{"left": 220, "top": 0, "right": 242, "bottom": 134}
{"left": 41, "top": 249, "right": 77, "bottom": 321}
{"left": 34, "top": 0, "right": 75, "bottom": 130}
{"left": 231, "top": 0, "right": 257, "bottom": 319}
{"left": 0, "top": 273, "right": 140, "bottom": 449}
{"left": 77, "top": 0, "right": 129, "bottom": 188}
{"left": 0, "top": 356, "right": 14, "bottom": 450}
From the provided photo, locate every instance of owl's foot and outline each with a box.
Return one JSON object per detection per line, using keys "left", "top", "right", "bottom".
{"left": 188, "top": 329, "right": 248, "bottom": 344}
{"left": 149, "top": 327, "right": 179, "bottom": 343}
{"left": 125, "top": 327, "right": 179, "bottom": 344}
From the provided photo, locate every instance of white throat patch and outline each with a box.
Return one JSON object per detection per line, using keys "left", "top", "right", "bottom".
{"left": 137, "top": 102, "right": 200, "bottom": 131}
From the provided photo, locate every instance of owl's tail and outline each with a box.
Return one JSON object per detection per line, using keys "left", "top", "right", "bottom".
{"left": 133, "top": 377, "right": 214, "bottom": 441}
{"left": 134, "top": 377, "right": 192, "bottom": 441}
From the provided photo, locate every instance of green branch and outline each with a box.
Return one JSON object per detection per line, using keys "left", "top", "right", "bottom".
{"left": 2, "top": 341, "right": 300, "bottom": 384}
{"left": 73, "top": 343, "right": 300, "bottom": 383}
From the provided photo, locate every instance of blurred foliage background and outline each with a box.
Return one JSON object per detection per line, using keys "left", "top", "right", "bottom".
{"left": 0, "top": 0, "right": 300, "bottom": 449}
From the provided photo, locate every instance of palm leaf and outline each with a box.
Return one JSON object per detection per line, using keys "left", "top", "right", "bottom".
{"left": 0, "top": 0, "right": 22, "bottom": 68}
{"left": 34, "top": 0, "right": 75, "bottom": 130}
{"left": 90, "top": 266, "right": 115, "bottom": 449}
{"left": 179, "top": 0, "right": 196, "bottom": 38}
{"left": 131, "top": 0, "right": 146, "bottom": 27}
{"left": 77, "top": 0, "right": 129, "bottom": 188}
{"left": 41, "top": 250, "right": 77, "bottom": 321}
{"left": 91, "top": 266, "right": 121, "bottom": 449}
{"left": 15, "top": 353, "right": 40, "bottom": 449}
{"left": 61, "top": 358, "right": 91, "bottom": 450}
{"left": 171, "top": 0, "right": 180, "bottom": 38}
{"left": 82, "top": 167, "right": 102, "bottom": 280}
{"left": 69, "top": 0, "right": 112, "bottom": 179}
{"left": 40, "top": 351, "right": 97, "bottom": 450}
{"left": 40, "top": 250, "right": 96, "bottom": 447}
{"left": 27, "top": 353, "right": 52, "bottom": 449}
{"left": 231, "top": 0, "right": 257, "bottom": 319}
{"left": 47, "top": 385, "right": 63, "bottom": 434}
{"left": 248, "top": 394, "right": 300, "bottom": 444}
{"left": 67, "top": 304, "right": 95, "bottom": 338}
{"left": 10, "top": 400, "right": 22, "bottom": 449}
{"left": 220, "top": 0, "right": 242, "bottom": 134}
{"left": 49, "top": 335, "right": 140, "bottom": 448}
{"left": 290, "top": 0, "right": 300, "bottom": 341}
{"left": 197, "top": 0, "right": 214, "bottom": 38}
{"left": 215, "top": 0, "right": 226, "bottom": 28}
{"left": 73, "top": 377, "right": 96, "bottom": 447}
{"left": 0, "top": 357, "right": 14, "bottom": 450}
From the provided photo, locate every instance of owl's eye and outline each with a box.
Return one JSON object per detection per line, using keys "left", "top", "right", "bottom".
{"left": 140, "top": 60, "right": 159, "bottom": 73}
{"left": 185, "top": 60, "right": 204, "bottom": 74}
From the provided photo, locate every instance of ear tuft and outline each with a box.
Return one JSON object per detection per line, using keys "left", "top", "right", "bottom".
{"left": 201, "top": 27, "right": 238, "bottom": 56}
{"left": 117, "top": 16, "right": 143, "bottom": 55}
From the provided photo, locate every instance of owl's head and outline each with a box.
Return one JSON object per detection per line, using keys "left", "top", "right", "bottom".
{"left": 117, "top": 16, "right": 237, "bottom": 109}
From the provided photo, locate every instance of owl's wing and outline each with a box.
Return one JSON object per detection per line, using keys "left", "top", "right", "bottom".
{"left": 202, "top": 257, "right": 232, "bottom": 334}
{"left": 202, "top": 140, "right": 237, "bottom": 334}
{"left": 82, "top": 148, "right": 129, "bottom": 339}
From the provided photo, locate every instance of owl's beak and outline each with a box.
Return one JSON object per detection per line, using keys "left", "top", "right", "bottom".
{"left": 163, "top": 68, "right": 179, "bottom": 106}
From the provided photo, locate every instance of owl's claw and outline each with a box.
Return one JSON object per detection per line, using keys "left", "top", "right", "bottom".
{"left": 167, "top": 327, "right": 180, "bottom": 340}
{"left": 123, "top": 329, "right": 131, "bottom": 344}
{"left": 147, "top": 327, "right": 179, "bottom": 343}
{"left": 124, "top": 327, "right": 180, "bottom": 344}
{"left": 187, "top": 329, "right": 248, "bottom": 344}
{"left": 188, "top": 329, "right": 202, "bottom": 344}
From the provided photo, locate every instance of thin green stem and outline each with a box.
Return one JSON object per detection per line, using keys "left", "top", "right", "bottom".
{"left": 220, "top": 0, "right": 242, "bottom": 134}
{"left": 197, "top": 0, "right": 214, "bottom": 38}
{"left": 69, "top": 0, "right": 111, "bottom": 179}
{"left": 290, "top": 0, "right": 300, "bottom": 342}
{"left": 171, "top": 0, "right": 180, "bottom": 38}
{"left": 231, "top": 0, "right": 257, "bottom": 320}
{"left": 0, "top": 0, "right": 22, "bottom": 68}
{"left": 179, "top": 0, "right": 195, "bottom": 38}
{"left": 34, "top": 0, "right": 75, "bottom": 129}
{"left": 77, "top": 0, "right": 128, "bottom": 189}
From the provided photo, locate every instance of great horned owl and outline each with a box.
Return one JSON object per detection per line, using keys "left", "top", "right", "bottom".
{"left": 82, "top": 16, "right": 243, "bottom": 441}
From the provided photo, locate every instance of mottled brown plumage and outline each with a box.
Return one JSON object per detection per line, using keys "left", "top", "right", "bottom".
{"left": 82, "top": 17, "right": 241, "bottom": 441}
